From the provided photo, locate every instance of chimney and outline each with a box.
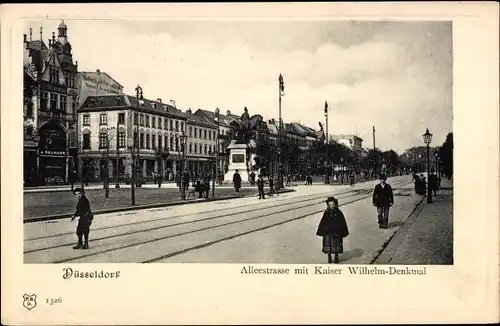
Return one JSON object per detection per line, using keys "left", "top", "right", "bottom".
{"left": 51, "top": 32, "right": 55, "bottom": 46}
{"left": 227, "top": 110, "right": 231, "bottom": 116}
{"left": 40, "top": 26, "right": 42, "bottom": 41}
{"left": 157, "top": 98, "right": 162, "bottom": 103}
{"left": 186, "top": 108, "right": 192, "bottom": 115}
{"left": 23, "top": 34, "right": 27, "bottom": 43}
{"left": 75, "top": 61, "right": 78, "bottom": 69}
{"left": 29, "top": 28, "right": 32, "bottom": 41}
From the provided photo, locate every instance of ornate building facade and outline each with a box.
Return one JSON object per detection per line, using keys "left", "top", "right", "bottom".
{"left": 23, "top": 21, "right": 79, "bottom": 185}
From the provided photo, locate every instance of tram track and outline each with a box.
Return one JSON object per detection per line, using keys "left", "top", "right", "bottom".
{"left": 40, "top": 179, "right": 412, "bottom": 263}
{"left": 26, "top": 177, "right": 409, "bottom": 243}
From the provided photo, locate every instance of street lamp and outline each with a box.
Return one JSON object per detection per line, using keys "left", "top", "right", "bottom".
{"left": 127, "top": 136, "right": 135, "bottom": 206}
{"left": 214, "top": 107, "right": 220, "bottom": 195}
{"left": 103, "top": 126, "right": 116, "bottom": 198}
{"left": 208, "top": 148, "right": 217, "bottom": 198}
{"left": 422, "top": 128, "right": 433, "bottom": 203}
{"left": 179, "top": 130, "right": 188, "bottom": 200}
{"left": 278, "top": 73, "right": 285, "bottom": 188}
{"left": 324, "top": 100, "right": 330, "bottom": 184}
{"left": 135, "top": 85, "right": 144, "bottom": 188}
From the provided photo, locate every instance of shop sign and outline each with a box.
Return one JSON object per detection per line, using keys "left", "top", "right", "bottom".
{"left": 39, "top": 150, "right": 66, "bottom": 156}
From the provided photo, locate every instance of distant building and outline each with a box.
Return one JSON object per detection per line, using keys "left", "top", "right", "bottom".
{"left": 331, "top": 134, "right": 364, "bottom": 153}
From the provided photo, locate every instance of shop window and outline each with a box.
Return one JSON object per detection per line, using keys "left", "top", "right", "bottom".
{"left": 118, "top": 132, "right": 125, "bottom": 148}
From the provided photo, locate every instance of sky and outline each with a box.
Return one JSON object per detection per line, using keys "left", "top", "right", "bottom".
{"left": 27, "top": 19, "right": 453, "bottom": 153}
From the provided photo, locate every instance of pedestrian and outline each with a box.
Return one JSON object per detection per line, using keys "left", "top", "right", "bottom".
{"left": 233, "top": 169, "right": 242, "bottom": 192}
{"left": 372, "top": 174, "right": 394, "bottom": 229}
{"left": 268, "top": 175, "right": 278, "bottom": 197}
{"left": 428, "top": 171, "right": 438, "bottom": 196}
{"left": 316, "top": 196, "right": 349, "bottom": 264}
{"left": 182, "top": 169, "right": 190, "bottom": 194}
{"left": 257, "top": 174, "right": 266, "bottom": 199}
{"left": 71, "top": 188, "right": 93, "bottom": 249}
{"left": 349, "top": 172, "right": 355, "bottom": 187}
{"left": 250, "top": 171, "right": 256, "bottom": 186}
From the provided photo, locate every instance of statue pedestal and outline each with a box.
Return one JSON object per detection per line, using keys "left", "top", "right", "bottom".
{"left": 224, "top": 142, "right": 249, "bottom": 182}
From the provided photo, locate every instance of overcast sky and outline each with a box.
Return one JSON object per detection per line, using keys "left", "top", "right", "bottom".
{"left": 27, "top": 19, "right": 452, "bottom": 153}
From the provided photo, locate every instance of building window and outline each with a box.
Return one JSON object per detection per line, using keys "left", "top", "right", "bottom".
{"left": 208, "top": 130, "right": 212, "bottom": 141}
{"left": 204, "top": 144, "right": 207, "bottom": 154}
{"left": 26, "top": 101, "right": 34, "bottom": 117}
{"left": 140, "top": 134, "right": 144, "bottom": 149}
{"left": 152, "top": 135, "right": 156, "bottom": 149}
{"left": 49, "top": 67, "right": 59, "bottom": 84}
{"left": 175, "top": 137, "right": 179, "bottom": 152}
{"left": 170, "top": 137, "right": 174, "bottom": 150}
{"left": 140, "top": 114, "right": 144, "bottom": 126}
{"left": 146, "top": 115, "right": 150, "bottom": 127}
{"left": 189, "top": 143, "right": 192, "bottom": 154}
{"left": 118, "top": 132, "right": 125, "bottom": 148}
{"left": 152, "top": 117, "right": 156, "bottom": 128}
{"left": 189, "top": 127, "right": 192, "bottom": 137}
{"left": 83, "top": 134, "right": 91, "bottom": 149}
{"left": 50, "top": 93, "right": 58, "bottom": 111}
{"left": 59, "top": 95, "right": 67, "bottom": 113}
{"left": 26, "top": 126, "right": 33, "bottom": 136}
{"left": 134, "top": 131, "right": 138, "bottom": 146}
{"left": 194, "top": 128, "right": 198, "bottom": 138}
{"left": 158, "top": 136, "right": 162, "bottom": 150}
{"left": 164, "top": 118, "right": 168, "bottom": 130}
{"left": 180, "top": 122, "right": 184, "bottom": 132}
{"left": 204, "top": 129, "right": 207, "bottom": 139}
{"left": 99, "top": 132, "right": 108, "bottom": 149}
{"left": 175, "top": 121, "right": 179, "bottom": 131}
{"left": 134, "top": 113, "right": 138, "bottom": 125}
{"left": 83, "top": 115, "right": 90, "bottom": 126}
{"left": 146, "top": 134, "right": 150, "bottom": 149}
{"left": 118, "top": 113, "right": 125, "bottom": 124}
{"left": 194, "top": 143, "right": 198, "bottom": 154}
{"left": 40, "top": 91, "right": 49, "bottom": 111}
{"left": 99, "top": 114, "right": 107, "bottom": 125}
{"left": 169, "top": 120, "right": 173, "bottom": 131}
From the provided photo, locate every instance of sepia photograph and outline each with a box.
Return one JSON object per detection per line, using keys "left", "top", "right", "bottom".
{"left": 2, "top": 2, "right": 498, "bottom": 325}
{"left": 22, "top": 18, "right": 454, "bottom": 265}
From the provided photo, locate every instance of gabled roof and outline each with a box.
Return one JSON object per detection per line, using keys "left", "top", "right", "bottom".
{"left": 194, "top": 109, "right": 232, "bottom": 127}
{"left": 126, "top": 95, "right": 186, "bottom": 119}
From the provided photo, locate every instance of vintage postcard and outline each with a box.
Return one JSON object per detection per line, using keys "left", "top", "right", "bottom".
{"left": 1, "top": 2, "right": 499, "bottom": 325}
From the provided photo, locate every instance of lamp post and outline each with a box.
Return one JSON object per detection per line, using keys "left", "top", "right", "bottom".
{"left": 135, "top": 85, "right": 144, "bottom": 188}
{"left": 179, "top": 130, "right": 187, "bottom": 200}
{"left": 128, "top": 136, "right": 135, "bottom": 206}
{"left": 208, "top": 148, "right": 217, "bottom": 198}
{"left": 115, "top": 116, "right": 120, "bottom": 188}
{"left": 434, "top": 148, "right": 439, "bottom": 176}
{"left": 324, "top": 100, "right": 329, "bottom": 184}
{"left": 422, "top": 128, "right": 433, "bottom": 203}
{"left": 214, "top": 107, "right": 220, "bottom": 196}
{"left": 278, "top": 73, "right": 285, "bottom": 188}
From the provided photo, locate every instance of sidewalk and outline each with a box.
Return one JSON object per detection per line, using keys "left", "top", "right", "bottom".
{"left": 374, "top": 180, "right": 453, "bottom": 265}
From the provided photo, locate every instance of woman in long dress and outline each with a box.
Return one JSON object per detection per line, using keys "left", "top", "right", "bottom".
{"left": 316, "top": 196, "right": 349, "bottom": 263}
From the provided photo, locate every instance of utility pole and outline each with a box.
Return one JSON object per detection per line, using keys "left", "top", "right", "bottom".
{"left": 115, "top": 116, "right": 120, "bottom": 188}
{"left": 324, "top": 100, "right": 329, "bottom": 184}
{"left": 372, "top": 126, "right": 376, "bottom": 150}
{"left": 278, "top": 74, "right": 285, "bottom": 188}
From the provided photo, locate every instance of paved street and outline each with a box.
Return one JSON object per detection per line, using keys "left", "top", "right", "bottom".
{"left": 24, "top": 176, "right": 427, "bottom": 264}
{"left": 24, "top": 186, "right": 260, "bottom": 220}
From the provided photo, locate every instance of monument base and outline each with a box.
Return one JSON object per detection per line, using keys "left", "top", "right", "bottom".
{"left": 225, "top": 169, "right": 249, "bottom": 183}
{"left": 224, "top": 142, "right": 250, "bottom": 182}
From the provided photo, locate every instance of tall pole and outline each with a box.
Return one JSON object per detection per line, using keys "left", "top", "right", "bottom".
{"left": 115, "top": 117, "right": 120, "bottom": 188}
{"left": 324, "top": 100, "right": 329, "bottom": 184}
{"left": 135, "top": 86, "right": 143, "bottom": 187}
{"left": 372, "top": 126, "right": 376, "bottom": 150}
{"left": 278, "top": 74, "right": 283, "bottom": 188}
{"left": 130, "top": 118, "right": 136, "bottom": 206}
{"left": 105, "top": 137, "right": 110, "bottom": 198}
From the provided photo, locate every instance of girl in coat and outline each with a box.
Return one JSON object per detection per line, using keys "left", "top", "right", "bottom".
{"left": 316, "top": 196, "right": 349, "bottom": 263}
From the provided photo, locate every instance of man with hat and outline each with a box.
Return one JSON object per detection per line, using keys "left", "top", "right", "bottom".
{"left": 71, "top": 188, "right": 94, "bottom": 249}
{"left": 372, "top": 174, "right": 394, "bottom": 229}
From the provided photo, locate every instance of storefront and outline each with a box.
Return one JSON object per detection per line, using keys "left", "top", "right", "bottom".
{"left": 38, "top": 122, "right": 67, "bottom": 184}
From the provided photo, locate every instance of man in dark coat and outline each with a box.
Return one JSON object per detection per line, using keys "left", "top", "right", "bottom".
{"left": 257, "top": 174, "right": 266, "bottom": 199}
{"left": 428, "top": 171, "right": 438, "bottom": 196}
{"left": 182, "top": 169, "right": 190, "bottom": 194}
{"left": 316, "top": 196, "right": 349, "bottom": 263}
{"left": 233, "top": 170, "right": 242, "bottom": 192}
{"left": 71, "top": 188, "right": 93, "bottom": 249}
{"left": 372, "top": 174, "right": 394, "bottom": 229}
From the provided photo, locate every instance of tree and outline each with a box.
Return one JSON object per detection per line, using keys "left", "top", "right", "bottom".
{"left": 438, "top": 132, "right": 453, "bottom": 178}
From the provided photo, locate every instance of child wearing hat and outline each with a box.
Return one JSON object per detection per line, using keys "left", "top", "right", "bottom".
{"left": 316, "top": 196, "right": 349, "bottom": 263}
{"left": 71, "top": 188, "right": 94, "bottom": 249}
